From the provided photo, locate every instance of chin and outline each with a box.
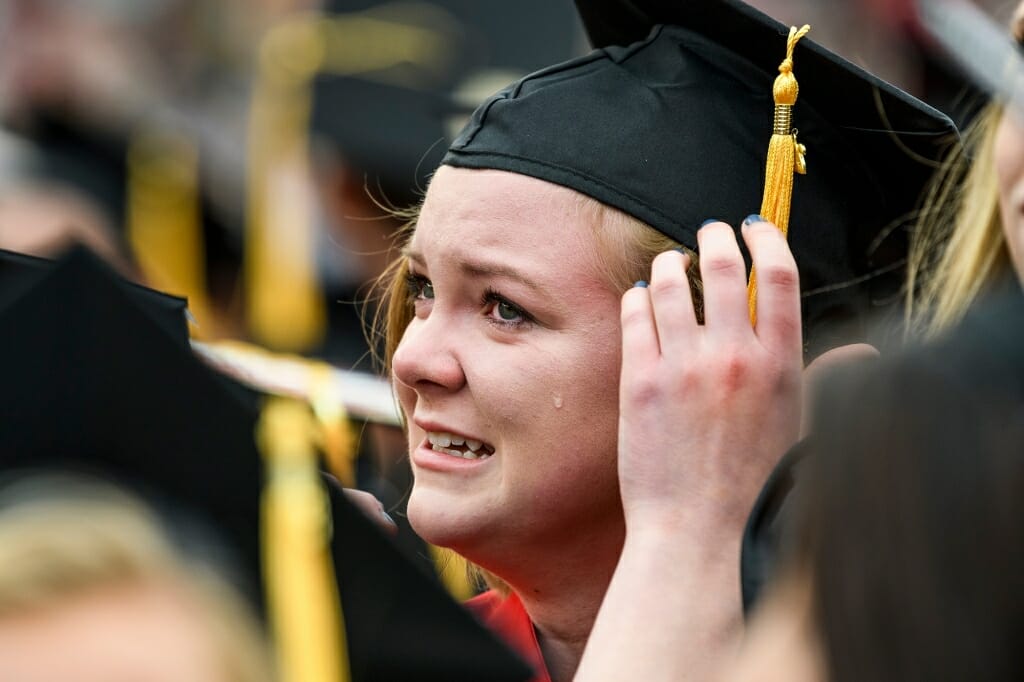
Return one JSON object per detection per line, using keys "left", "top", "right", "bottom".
{"left": 407, "top": 486, "right": 495, "bottom": 552}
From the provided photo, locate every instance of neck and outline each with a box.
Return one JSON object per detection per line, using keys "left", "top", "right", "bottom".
{"left": 484, "top": 518, "right": 626, "bottom": 682}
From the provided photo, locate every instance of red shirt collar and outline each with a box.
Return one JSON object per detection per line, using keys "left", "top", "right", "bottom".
{"left": 465, "top": 589, "right": 552, "bottom": 682}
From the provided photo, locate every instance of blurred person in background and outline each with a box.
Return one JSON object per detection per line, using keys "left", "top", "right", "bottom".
{"left": 727, "top": 294, "right": 1024, "bottom": 682}
{"left": 0, "top": 479, "right": 273, "bottom": 682}
{"left": 906, "top": 1, "right": 1024, "bottom": 336}
{"left": 0, "top": 0, "right": 261, "bottom": 337}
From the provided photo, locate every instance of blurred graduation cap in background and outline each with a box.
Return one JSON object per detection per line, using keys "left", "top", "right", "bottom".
{"left": 308, "top": 1, "right": 474, "bottom": 212}
{"left": 308, "top": 0, "right": 584, "bottom": 209}
{"left": 0, "top": 246, "right": 532, "bottom": 682}
{"left": 444, "top": 0, "right": 958, "bottom": 355}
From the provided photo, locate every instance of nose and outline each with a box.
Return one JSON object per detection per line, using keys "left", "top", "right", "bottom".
{"left": 392, "top": 315, "right": 467, "bottom": 394}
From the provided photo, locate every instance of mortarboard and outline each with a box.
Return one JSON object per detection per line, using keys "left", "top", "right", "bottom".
{"left": 441, "top": 0, "right": 959, "bottom": 354}
{"left": 309, "top": 0, "right": 586, "bottom": 210}
{"left": 0, "top": 247, "right": 532, "bottom": 682}
{"left": 0, "top": 247, "right": 190, "bottom": 347}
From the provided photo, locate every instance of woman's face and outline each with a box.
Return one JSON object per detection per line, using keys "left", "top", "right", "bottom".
{"left": 392, "top": 166, "right": 625, "bottom": 562}
{"left": 993, "top": 4, "right": 1024, "bottom": 282}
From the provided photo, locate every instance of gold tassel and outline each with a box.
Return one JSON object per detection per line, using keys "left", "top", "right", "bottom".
{"left": 309, "top": 363, "right": 358, "bottom": 488}
{"left": 126, "top": 128, "right": 214, "bottom": 335}
{"left": 748, "top": 24, "right": 811, "bottom": 326}
{"left": 246, "top": 17, "right": 327, "bottom": 352}
{"left": 258, "top": 397, "right": 350, "bottom": 682}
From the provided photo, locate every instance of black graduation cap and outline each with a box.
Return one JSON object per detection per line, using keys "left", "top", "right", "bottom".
{"left": 442, "top": 0, "right": 959, "bottom": 353}
{"left": 0, "top": 247, "right": 532, "bottom": 682}
{"left": 0, "top": 247, "right": 190, "bottom": 347}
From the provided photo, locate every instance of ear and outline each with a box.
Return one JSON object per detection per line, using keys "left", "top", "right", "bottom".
{"left": 801, "top": 343, "right": 879, "bottom": 437}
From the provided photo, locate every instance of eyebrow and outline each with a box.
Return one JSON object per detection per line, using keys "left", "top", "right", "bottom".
{"left": 403, "top": 249, "right": 545, "bottom": 293}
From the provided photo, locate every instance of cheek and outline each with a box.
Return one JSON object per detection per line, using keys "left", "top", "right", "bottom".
{"left": 994, "top": 115, "right": 1024, "bottom": 278}
{"left": 500, "top": 326, "right": 623, "bottom": 474}
{"left": 994, "top": 114, "right": 1024, "bottom": 213}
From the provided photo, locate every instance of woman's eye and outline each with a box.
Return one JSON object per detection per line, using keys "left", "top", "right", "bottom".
{"left": 405, "top": 273, "right": 434, "bottom": 301}
{"left": 483, "top": 289, "right": 532, "bottom": 328}
{"left": 496, "top": 300, "right": 522, "bottom": 321}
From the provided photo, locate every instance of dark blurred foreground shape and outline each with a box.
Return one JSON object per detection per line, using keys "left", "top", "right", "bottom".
{"left": 797, "top": 293, "right": 1024, "bottom": 681}
{"left": 0, "top": 246, "right": 533, "bottom": 682}
{"left": 738, "top": 292, "right": 1024, "bottom": 682}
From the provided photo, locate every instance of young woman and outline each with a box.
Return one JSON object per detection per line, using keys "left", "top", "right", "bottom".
{"left": 376, "top": 1, "right": 953, "bottom": 679}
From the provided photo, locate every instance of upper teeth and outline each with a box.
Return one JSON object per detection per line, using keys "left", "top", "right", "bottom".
{"left": 427, "top": 431, "right": 492, "bottom": 458}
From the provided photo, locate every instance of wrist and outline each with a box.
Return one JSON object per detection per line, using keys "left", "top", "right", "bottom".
{"left": 624, "top": 498, "right": 751, "bottom": 548}
{"left": 623, "top": 520, "right": 743, "bottom": 576}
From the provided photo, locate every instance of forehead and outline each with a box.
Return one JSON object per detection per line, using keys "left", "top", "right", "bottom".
{"left": 412, "top": 166, "right": 605, "bottom": 283}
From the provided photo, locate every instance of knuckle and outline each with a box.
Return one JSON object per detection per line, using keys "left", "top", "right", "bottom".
{"left": 708, "top": 350, "right": 752, "bottom": 390}
{"left": 772, "top": 316, "right": 803, "bottom": 348}
{"left": 624, "top": 375, "right": 663, "bottom": 406}
{"left": 700, "top": 255, "right": 743, "bottom": 278}
{"left": 758, "top": 263, "right": 799, "bottom": 290}
{"left": 720, "top": 356, "right": 751, "bottom": 391}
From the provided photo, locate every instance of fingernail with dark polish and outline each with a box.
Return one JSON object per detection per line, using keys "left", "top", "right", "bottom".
{"left": 700, "top": 218, "right": 721, "bottom": 228}
{"left": 382, "top": 511, "right": 397, "bottom": 527}
{"left": 743, "top": 214, "right": 765, "bottom": 226}
{"left": 634, "top": 280, "right": 648, "bottom": 288}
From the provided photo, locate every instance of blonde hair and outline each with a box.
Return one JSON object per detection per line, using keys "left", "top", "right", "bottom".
{"left": 370, "top": 185, "right": 703, "bottom": 594}
{"left": 0, "top": 481, "right": 274, "bottom": 682}
{"left": 906, "top": 104, "right": 1014, "bottom": 337}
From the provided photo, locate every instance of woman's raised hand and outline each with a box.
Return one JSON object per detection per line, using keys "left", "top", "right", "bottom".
{"left": 617, "top": 218, "right": 803, "bottom": 539}
{"left": 577, "top": 218, "right": 804, "bottom": 682}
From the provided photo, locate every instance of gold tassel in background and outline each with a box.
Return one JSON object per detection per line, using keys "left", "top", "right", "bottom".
{"left": 748, "top": 24, "right": 811, "bottom": 326}
{"left": 246, "top": 18, "right": 327, "bottom": 353}
{"left": 127, "top": 128, "right": 215, "bottom": 335}
{"left": 258, "top": 397, "right": 350, "bottom": 682}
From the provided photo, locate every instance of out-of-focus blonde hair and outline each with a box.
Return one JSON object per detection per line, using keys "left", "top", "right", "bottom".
{"left": 907, "top": 1, "right": 1024, "bottom": 337}
{"left": 906, "top": 105, "right": 1013, "bottom": 337}
{"left": 0, "top": 481, "right": 274, "bottom": 682}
